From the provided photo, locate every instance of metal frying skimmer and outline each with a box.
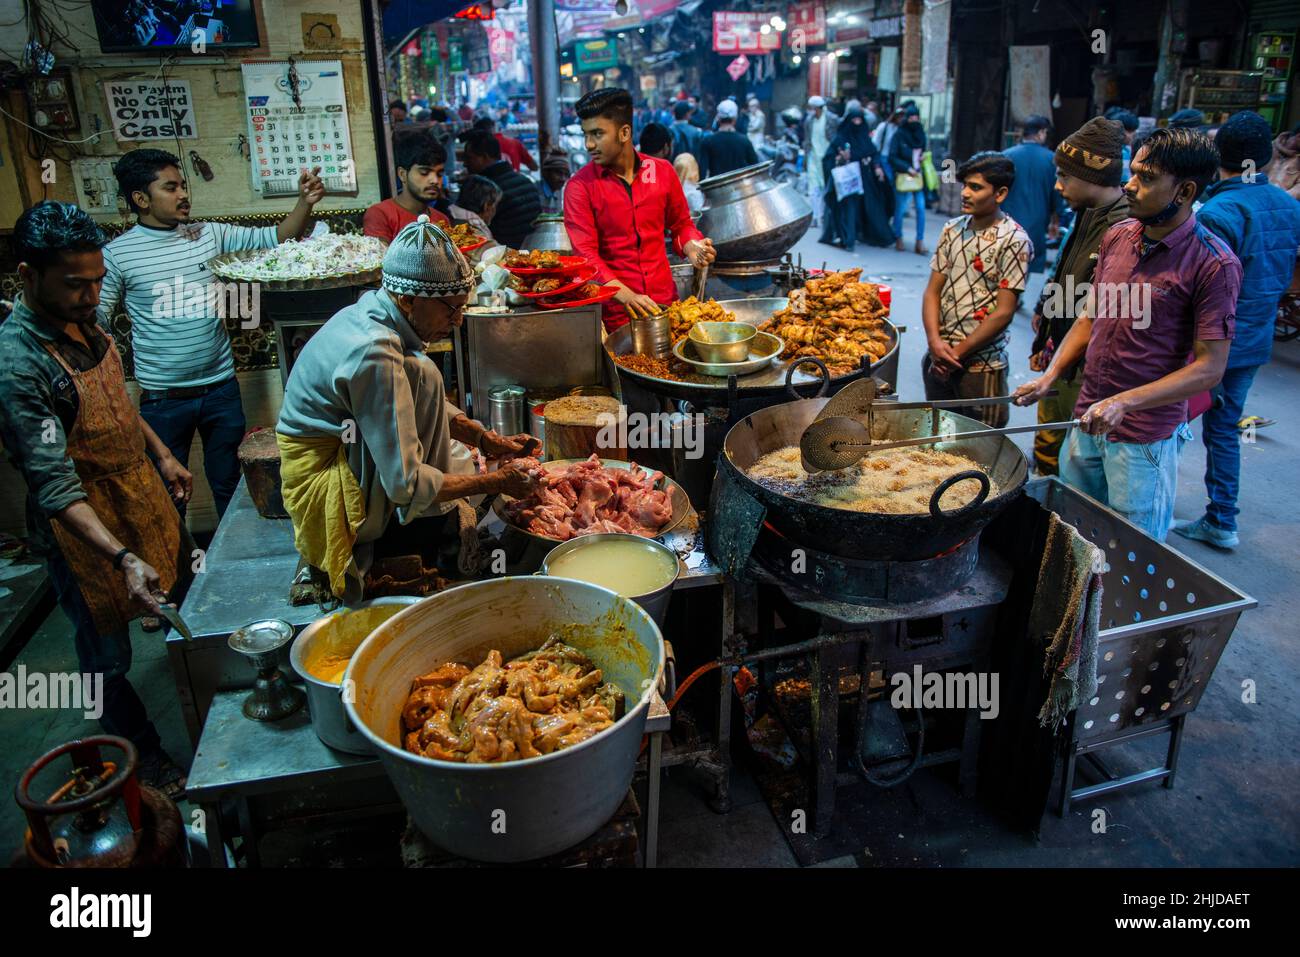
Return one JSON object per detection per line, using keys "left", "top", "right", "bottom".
{"left": 799, "top": 388, "right": 1077, "bottom": 472}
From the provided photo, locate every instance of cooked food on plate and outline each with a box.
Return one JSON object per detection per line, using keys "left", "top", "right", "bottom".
{"left": 759, "top": 269, "right": 891, "bottom": 374}
{"left": 746, "top": 445, "right": 998, "bottom": 514}
{"left": 503, "top": 248, "right": 564, "bottom": 269}
{"left": 401, "top": 637, "right": 624, "bottom": 762}
{"left": 532, "top": 277, "right": 564, "bottom": 293}
{"left": 574, "top": 282, "right": 602, "bottom": 299}
{"left": 445, "top": 222, "right": 481, "bottom": 246}
{"left": 212, "top": 233, "right": 386, "bottom": 281}
{"left": 503, "top": 454, "right": 674, "bottom": 540}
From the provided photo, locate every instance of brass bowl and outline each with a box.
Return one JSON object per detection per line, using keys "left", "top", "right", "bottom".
{"left": 688, "top": 321, "right": 756, "bottom": 363}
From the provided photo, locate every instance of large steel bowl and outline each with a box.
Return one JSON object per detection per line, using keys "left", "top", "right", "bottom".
{"left": 343, "top": 577, "right": 664, "bottom": 862}
{"left": 697, "top": 161, "right": 813, "bottom": 262}
{"left": 716, "top": 397, "right": 1030, "bottom": 562}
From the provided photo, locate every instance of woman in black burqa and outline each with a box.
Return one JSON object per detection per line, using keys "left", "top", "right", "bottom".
{"left": 818, "top": 105, "right": 896, "bottom": 252}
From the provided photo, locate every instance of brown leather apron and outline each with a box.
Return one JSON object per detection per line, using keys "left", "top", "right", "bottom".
{"left": 41, "top": 331, "right": 184, "bottom": 634}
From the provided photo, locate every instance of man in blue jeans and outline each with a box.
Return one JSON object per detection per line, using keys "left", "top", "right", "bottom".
{"left": 1014, "top": 129, "right": 1241, "bottom": 542}
{"left": 1174, "top": 111, "right": 1300, "bottom": 549}
{"left": 100, "top": 149, "right": 325, "bottom": 522}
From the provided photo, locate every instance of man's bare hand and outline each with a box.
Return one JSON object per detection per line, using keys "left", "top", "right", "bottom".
{"left": 158, "top": 454, "right": 192, "bottom": 504}
{"left": 611, "top": 284, "right": 662, "bottom": 319}
{"left": 299, "top": 166, "right": 325, "bottom": 205}
{"left": 1079, "top": 395, "right": 1129, "bottom": 435}
{"left": 482, "top": 430, "right": 540, "bottom": 461}
{"left": 684, "top": 238, "right": 717, "bottom": 268}
{"left": 120, "top": 554, "right": 164, "bottom": 616}
{"left": 497, "top": 458, "right": 541, "bottom": 498}
{"left": 1013, "top": 374, "right": 1056, "bottom": 406}
{"left": 928, "top": 339, "right": 963, "bottom": 376}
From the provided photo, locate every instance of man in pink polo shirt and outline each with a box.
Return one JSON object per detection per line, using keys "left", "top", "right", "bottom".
{"left": 1015, "top": 128, "right": 1242, "bottom": 541}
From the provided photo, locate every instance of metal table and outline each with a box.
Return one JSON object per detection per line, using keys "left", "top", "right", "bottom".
{"left": 176, "top": 480, "right": 732, "bottom": 866}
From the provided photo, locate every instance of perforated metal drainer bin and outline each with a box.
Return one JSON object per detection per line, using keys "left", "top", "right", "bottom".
{"left": 1026, "top": 479, "right": 1257, "bottom": 814}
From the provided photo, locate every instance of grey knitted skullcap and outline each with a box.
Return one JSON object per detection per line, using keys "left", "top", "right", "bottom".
{"left": 381, "top": 214, "right": 475, "bottom": 297}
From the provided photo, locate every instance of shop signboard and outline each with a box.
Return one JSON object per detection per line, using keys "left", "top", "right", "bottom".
{"left": 448, "top": 40, "right": 464, "bottom": 72}
{"left": 787, "top": 2, "right": 826, "bottom": 47}
{"left": 713, "top": 12, "right": 781, "bottom": 55}
{"left": 727, "top": 54, "right": 750, "bottom": 81}
{"left": 103, "top": 78, "right": 197, "bottom": 141}
{"left": 576, "top": 38, "right": 619, "bottom": 73}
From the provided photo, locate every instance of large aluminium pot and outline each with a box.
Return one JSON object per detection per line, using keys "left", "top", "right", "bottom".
{"left": 289, "top": 596, "right": 422, "bottom": 755}
{"left": 520, "top": 213, "right": 572, "bottom": 253}
{"left": 716, "top": 397, "right": 1030, "bottom": 562}
{"left": 342, "top": 577, "right": 664, "bottom": 862}
{"left": 697, "top": 161, "right": 813, "bottom": 263}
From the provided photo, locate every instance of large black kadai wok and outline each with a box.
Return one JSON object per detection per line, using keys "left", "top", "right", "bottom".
{"left": 708, "top": 395, "right": 1030, "bottom": 601}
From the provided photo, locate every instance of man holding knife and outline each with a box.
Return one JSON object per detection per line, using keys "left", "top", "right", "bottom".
{"left": 0, "top": 202, "right": 193, "bottom": 796}
{"left": 564, "top": 88, "right": 716, "bottom": 331}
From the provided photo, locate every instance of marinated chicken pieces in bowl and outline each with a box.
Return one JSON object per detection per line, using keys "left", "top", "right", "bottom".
{"left": 401, "top": 637, "right": 625, "bottom": 763}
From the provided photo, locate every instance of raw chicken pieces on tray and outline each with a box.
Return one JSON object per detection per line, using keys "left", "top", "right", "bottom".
{"left": 503, "top": 454, "right": 674, "bottom": 540}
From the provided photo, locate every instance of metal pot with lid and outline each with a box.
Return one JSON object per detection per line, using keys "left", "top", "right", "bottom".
{"left": 697, "top": 161, "right": 814, "bottom": 263}
{"left": 520, "top": 214, "right": 573, "bottom": 253}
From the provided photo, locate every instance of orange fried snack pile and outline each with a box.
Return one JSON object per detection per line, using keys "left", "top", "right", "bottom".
{"left": 400, "top": 637, "right": 624, "bottom": 763}
{"left": 445, "top": 222, "right": 480, "bottom": 246}
{"left": 760, "top": 269, "right": 891, "bottom": 374}
{"left": 664, "top": 296, "right": 737, "bottom": 342}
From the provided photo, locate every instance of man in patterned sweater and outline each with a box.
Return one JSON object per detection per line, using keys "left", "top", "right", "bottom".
{"left": 921, "top": 152, "right": 1033, "bottom": 427}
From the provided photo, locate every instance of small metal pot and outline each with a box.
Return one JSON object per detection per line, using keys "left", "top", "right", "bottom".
{"left": 539, "top": 533, "right": 679, "bottom": 627}
{"left": 688, "top": 321, "right": 756, "bottom": 363}
{"left": 290, "top": 597, "right": 422, "bottom": 754}
{"left": 629, "top": 313, "right": 672, "bottom": 358}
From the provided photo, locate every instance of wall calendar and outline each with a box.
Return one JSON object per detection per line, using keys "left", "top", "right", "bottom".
{"left": 240, "top": 59, "right": 356, "bottom": 197}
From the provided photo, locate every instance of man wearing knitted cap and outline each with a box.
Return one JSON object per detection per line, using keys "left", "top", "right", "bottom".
{"left": 1172, "top": 111, "right": 1300, "bottom": 550}
{"left": 276, "top": 216, "right": 539, "bottom": 601}
{"left": 1028, "top": 117, "right": 1131, "bottom": 474}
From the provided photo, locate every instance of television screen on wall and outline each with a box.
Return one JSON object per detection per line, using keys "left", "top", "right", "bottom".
{"left": 91, "top": 0, "right": 261, "bottom": 53}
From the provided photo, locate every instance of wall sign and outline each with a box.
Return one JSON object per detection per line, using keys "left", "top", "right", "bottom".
{"left": 241, "top": 60, "right": 356, "bottom": 197}
{"left": 713, "top": 12, "right": 781, "bottom": 55}
{"left": 103, "top": 79, "right": 197, "bottom": 141}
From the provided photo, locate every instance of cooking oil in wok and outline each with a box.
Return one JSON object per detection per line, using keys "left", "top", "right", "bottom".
{"left": 547, "top": 537, "right": 677, "bottom": 596}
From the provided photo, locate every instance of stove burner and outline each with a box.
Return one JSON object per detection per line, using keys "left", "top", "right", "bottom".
{"left": 751, "top": 522, "right": 981, "bottom": 605}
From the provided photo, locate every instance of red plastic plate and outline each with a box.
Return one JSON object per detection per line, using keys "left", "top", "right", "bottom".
{"left": 514, "top": 266, "right": 599, "bottom": 300}
{"left": 505, "top": 254, "right": 588, "bottom": 277}
{"left": 534, "top": 284, "right": 619, "bottom": 309}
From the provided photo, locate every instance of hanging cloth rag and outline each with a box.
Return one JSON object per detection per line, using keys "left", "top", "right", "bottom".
{"left": 1030, "top": 513, "right": 1103, "bottom": 727}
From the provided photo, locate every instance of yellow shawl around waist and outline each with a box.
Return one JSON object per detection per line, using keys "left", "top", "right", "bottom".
{"left": 276, "top": 432, "right": 367, "bottom": 598}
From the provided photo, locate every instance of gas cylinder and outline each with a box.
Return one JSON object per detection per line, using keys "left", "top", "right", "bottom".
{"left": 15, "top": 735, "right": 185, "bottom": 868}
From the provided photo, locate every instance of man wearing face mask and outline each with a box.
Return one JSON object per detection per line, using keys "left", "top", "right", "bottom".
{"left": 276, "top": 216, "right": 540, "bottom": 601}
{"left": 1014, "top": 128, "right": 1242, "bottom": 541}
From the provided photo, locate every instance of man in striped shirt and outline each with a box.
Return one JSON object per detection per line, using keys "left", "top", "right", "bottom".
{"left": 99, "top": 149, "right": 325, "bottom": 521}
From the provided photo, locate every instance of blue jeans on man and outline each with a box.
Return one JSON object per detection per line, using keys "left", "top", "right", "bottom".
{"left": 1060, "top": 424, "right": 1193, "bottom": 542}
{"left": 45, "top": 548, "right": 163, "bottom": 755}
{"left": 140, "top": 376, "right": 246, "bottom": 519}
{"left": 1198, "top": 365, "right": 1258, "bottom": 533}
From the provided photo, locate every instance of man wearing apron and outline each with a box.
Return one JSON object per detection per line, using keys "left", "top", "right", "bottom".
{"left": 0, "top": 202, "right": 192, "bottom": 796}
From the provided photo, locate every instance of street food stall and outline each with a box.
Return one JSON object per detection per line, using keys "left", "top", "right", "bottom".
{"left": 138, "top": 163, "right": 1257, "bottom": 871}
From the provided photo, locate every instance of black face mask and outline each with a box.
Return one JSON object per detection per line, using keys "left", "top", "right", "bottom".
{"left": 1136, "top": 197, "right": 1183, "bottom": 227}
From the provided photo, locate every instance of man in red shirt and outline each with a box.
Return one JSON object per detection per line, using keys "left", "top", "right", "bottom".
{"left": 363, "top": 131, "right": 451, "bottom": 243}
{"left": 466, "top": 117, "right": 538, "bottom": 172}
{"left": 564, "top": 88, "right": 716, "bottom": 331}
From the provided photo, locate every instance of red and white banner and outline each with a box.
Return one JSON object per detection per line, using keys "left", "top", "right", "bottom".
{"left": 713, "top": 12, "right": 781, "bottom": 55}
{"left": 726, "top": 55, "right": 750, "bottom": 80}
{"left": 787, "top": 2, "right": 826, "bottom": 47}
{"left": 485, "top": 27, "right": 515, "bottom": 72}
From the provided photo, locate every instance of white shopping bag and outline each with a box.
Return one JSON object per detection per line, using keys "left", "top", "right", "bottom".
{"left": 831, "top": 161, "right": 864, "bottom": 200}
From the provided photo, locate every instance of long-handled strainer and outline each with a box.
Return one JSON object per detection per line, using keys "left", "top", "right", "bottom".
{"left": 799, "top": 380, "right": 1078, "bottom": 472}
